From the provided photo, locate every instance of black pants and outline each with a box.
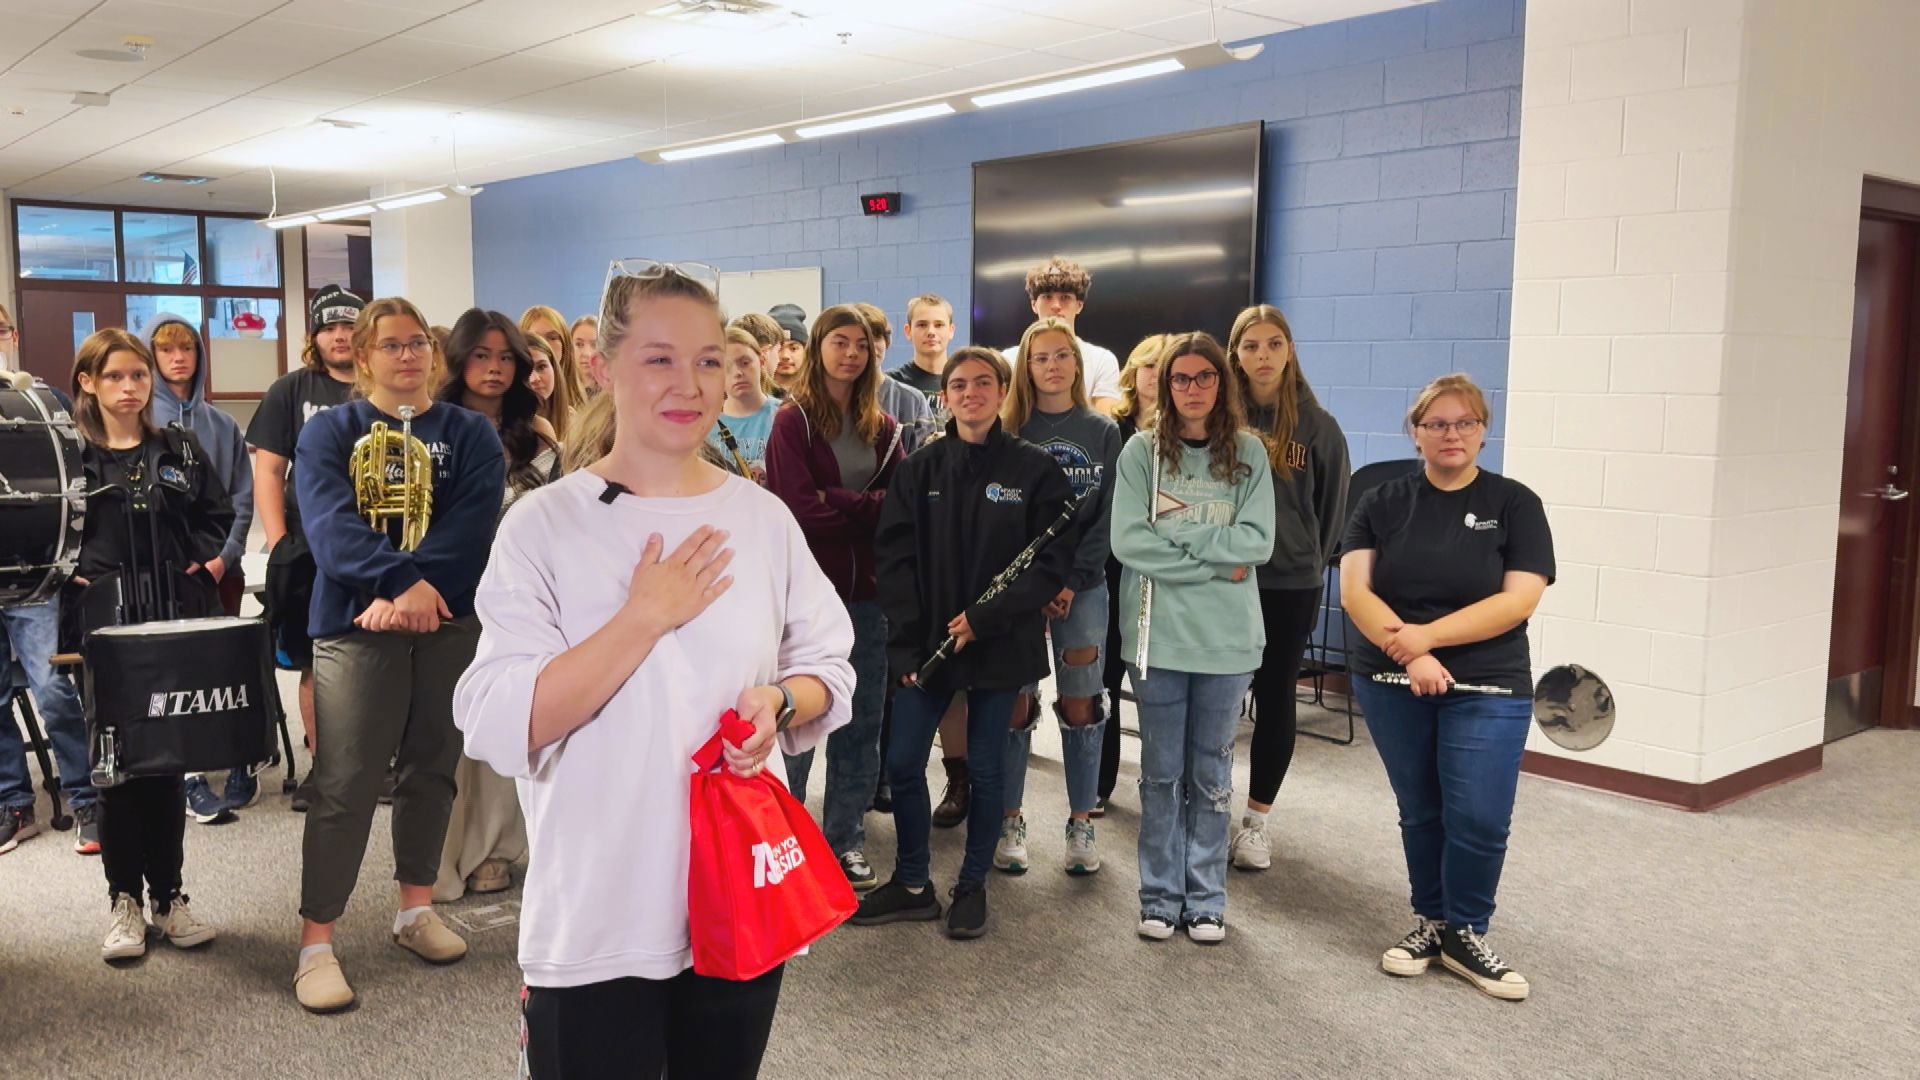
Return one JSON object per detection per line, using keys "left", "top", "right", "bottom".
{"left": 1247, "top": 584, "right": 1325, "bottom": 805}
{"left": 101, "top": 775, "right": 186, "bottom": 910}
{"left": 1099, "top": 559, "right": 1125, "bottom": 801}
{"left": 523, "top": 966, "right": 784, "bottom": 1080}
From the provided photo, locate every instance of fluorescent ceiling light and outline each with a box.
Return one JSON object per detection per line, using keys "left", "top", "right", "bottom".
{"left": 972, "top": 58, "right": 1183, "bottom": 109}
{"left": 376, "top": 190, "right": 449, "bottom": 210}
{"left": 1119, "top": 185, "right": 1255, "bottom": 207}
{"left": 658, "top": 132, "right": 784, "bottom": 161}
{"left": 795, "top": 103, "right": 955, "bottom": 140}
{"left": 263, "top": 214, "right": 317, "bottom": 229}
{"left": 315, "top": 204, "right": 374, "bottom": 221}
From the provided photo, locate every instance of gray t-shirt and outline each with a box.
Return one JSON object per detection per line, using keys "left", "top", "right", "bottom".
{"left": 1019, "top": 405, "right": 1122, "bottom": 592}
{"left": 830, "top": 408, "right": 877, "bottom": 493}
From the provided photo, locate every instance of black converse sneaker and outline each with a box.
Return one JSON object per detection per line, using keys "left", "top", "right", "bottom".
{"left": 1440, "top": 924, "right": 1530, "bottom": 1001}
{"left": 1381, "top": 918, "right": 1444, "bottom": 976}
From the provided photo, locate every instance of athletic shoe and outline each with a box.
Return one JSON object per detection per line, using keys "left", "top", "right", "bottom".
{"left": 1137, "top": 914, "right": 1176, "bottom": 941}
{"left": 222, "top": 768, "right": 261, "bottom": 811}
{"left": 931, "top": 757, "right": 968, "bottom": 828}
{"left": 1381, "top": 918, "right": 1444, "bottom": 977}
{"left": 101, "top": 895, "right": 147, "bottom": 961}
{"left": 839, "top": 850, "right": 877, "bottom": 891}
{"left": 150, "top": 894, "right": 216, "bottom": 948}
{"left": 0, "top": 804, "right": 39, "bottom": 855}
{"left": 1186, "top": 915, "right": 1227, "bottom": 945}
{"left": 72, "top": 802, "right": 101, "bottom": 855}
{"left": 1064, "top": 819, "right": 1100, "bottom": 875}
{"left": 1089, "top": 796, "right": 1108, "bottom": 819}
{"left": 946, "top": 882, "right": 987, "bottom": 940}
{"left": 1229, "top": 816, "right": 1272, "bottom": 871}
{"left": 849, "top": 878, "right": 943, "bottom": 926}
{"left": 992, "top": 813, "right": 1028, "bottom": 874}
{"left": 184, "top": 776, "right": 234, "bottom": 824}
{"left": 1440, "top": 925, "right": 1530, "bottom": 1001}
{"left": 290, "top": 772, "right": 317, "bottom": 813}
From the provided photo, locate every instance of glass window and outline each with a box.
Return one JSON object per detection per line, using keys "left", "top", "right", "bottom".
{"left": 124, "top": 295, "right": 204, "bottom": 340}
{"left": 16, "top": 206, "right": 117, "bottom": 282}
{"left": 205, "top": 216, "right": 279, "bottom": 287}
{"left": 123, "top": 212, "right": 201, "bottom": 285}
{"left": 209, "top": 297, "right": 282, "bottom": 340}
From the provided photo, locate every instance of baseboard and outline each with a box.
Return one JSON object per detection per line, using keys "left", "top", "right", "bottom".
{"left": 1520, "top": 745, "right": 1824, "bottom": 811}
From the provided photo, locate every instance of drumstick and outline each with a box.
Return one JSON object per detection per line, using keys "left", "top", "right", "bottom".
{"left": 1369, "top": 672, "right": 1513, "bottom": 696}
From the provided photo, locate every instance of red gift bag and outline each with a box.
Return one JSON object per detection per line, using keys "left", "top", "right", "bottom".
{"left": 687, "top": 710, "right": 856, "bottom": 980}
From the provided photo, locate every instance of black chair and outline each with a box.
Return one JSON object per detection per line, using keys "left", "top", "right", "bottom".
{"left": 1296, "top": 458, "right": 1423, "bottom": 745}
{"left": 5, "top": 656, "right": 74, "bottom": 831}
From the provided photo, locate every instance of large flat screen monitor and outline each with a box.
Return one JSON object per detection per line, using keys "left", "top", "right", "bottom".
{"left": 971, "top": 122, "right": 1262, "bottom": 363}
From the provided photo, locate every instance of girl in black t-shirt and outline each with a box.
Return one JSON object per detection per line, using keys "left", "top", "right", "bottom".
{"left": 1340, "top": 374, "right": 1554, "bottom": 1002}
{"left": 70, "top": 328, "right": 234, "bottom": 964}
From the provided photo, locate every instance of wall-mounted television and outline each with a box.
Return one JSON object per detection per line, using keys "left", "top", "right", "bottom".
{"left": 971, "top": 122, "right": 1262, "bottom": 360}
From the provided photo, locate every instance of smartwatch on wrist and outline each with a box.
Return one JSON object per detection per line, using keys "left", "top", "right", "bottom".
{"left": 774, "top": 683, "right": 797, "bottom": 732}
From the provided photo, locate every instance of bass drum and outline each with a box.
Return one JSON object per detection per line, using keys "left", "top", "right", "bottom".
{"left": 0, "top": 381, "right": 85, "bottom": 605}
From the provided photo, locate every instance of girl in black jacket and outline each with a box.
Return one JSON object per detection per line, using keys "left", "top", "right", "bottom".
{"left": 855, "top": 346, "right": 1072, "bottom": 941}
{"left": 69, "top": 328, "right": 233, "bottom": 964}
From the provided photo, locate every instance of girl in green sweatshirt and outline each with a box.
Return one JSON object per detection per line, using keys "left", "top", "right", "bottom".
{"left": 1110, "top": 332, "right": 1274, "bottom": 945}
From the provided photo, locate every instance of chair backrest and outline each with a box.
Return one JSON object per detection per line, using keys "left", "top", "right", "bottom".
{"left": 1336, "top": 458, "right": 1422, "bottom": 557}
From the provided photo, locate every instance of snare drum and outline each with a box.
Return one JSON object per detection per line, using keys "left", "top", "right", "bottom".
{"left": 84, "top": 616, "right": 282, "bottom": 785}
{"left": 0, "top": 383, "right": 85, "bottom": 606}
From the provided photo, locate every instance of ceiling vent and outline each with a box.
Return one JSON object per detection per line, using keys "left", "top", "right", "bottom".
{"left": 645, "top": 1, "right": 782, "bottom": 22}
{"left": 140, "top": 172, "right": 213, "bottom": 185}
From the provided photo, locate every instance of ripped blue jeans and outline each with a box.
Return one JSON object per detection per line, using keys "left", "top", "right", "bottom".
{"left": 1129, "top": 665, "right": 1254, "bottom": 925}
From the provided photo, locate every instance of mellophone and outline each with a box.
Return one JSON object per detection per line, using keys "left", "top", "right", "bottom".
{"left": 3, "top": 374, "right": 283, "bottom": 787}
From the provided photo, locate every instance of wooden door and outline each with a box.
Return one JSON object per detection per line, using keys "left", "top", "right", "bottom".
{"left": 17, "top": 290, "right": 127, "bottom": 387}
{"left": 1829, "top": 214, "right": 1918, "bottom": 739}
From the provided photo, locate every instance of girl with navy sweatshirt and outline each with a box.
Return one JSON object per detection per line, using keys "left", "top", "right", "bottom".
{"left": 290, "top": 297, "right": 504, "bottom": 1014}
{"left": 1112, "top": 332, "right": 1274, "bottom": 946}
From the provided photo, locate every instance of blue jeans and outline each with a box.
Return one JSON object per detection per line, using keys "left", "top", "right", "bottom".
{"left": 1129, "top": 665, "right": 1251, "bottom": 924}
{"left": 0, "top": 601, "right": 95, "bottom": 811}
{"left": 1351, "top": 679, "right": 1531, "bottom": 934}
{"left": 1006, "top": 583, "right": 1107, "bottom": 816}
{"left": 784, "top": 599, "right": 886, "bottom": 856}
{"left": 887, "top": 684, "right": 1015, "bottom": 889}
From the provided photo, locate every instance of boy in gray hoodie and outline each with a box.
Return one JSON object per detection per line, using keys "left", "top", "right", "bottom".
{"left": 146, "top": 314, "right": 257, "bottom": 819}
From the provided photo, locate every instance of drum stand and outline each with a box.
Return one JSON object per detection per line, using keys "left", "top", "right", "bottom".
{"left": 6, "top": 659, "right": 73, "bottom": 831}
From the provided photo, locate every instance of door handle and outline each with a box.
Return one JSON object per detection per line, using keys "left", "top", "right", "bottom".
{"left": 1864, "top": 483, "right": 1912, "bottom": 501}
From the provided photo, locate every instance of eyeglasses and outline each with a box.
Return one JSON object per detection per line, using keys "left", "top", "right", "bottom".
{"left": 1167, "top": 370, "right": 1220, "bottom": 391}
{"left": 605, "top": 258, "right": 721, "bottom": 297}
{"left": 1414, "top": 418, "right": 1486, "bottom": 436}
{"left": 374, "top": 338, "right": 435, "bottom": 360}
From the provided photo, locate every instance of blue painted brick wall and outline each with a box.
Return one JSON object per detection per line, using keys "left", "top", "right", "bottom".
{"left": 472, "top": 0, "right": 1523, "bottom": 472}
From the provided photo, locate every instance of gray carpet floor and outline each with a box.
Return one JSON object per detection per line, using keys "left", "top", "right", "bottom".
{"left": 3, "top": 681, "right": 1916, "bottom": 1079}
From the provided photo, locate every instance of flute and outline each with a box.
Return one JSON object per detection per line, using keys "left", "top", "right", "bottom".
{"left": 1134, "top": 446, "right": 1160, "bottom": 681}
{"left": 917, "top": 491, "right": 1087, "bottom": 686}
{"left": 1369, "top": 672, "right": 1514, "bottom": 696}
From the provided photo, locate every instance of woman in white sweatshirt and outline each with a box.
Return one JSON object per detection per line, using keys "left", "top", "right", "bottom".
{"left": 453, "top": 260, "right": 855, "bottom": 1080}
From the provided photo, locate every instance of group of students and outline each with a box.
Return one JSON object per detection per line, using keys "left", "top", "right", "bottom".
{"left": 0, "top": 250, "right": 1554, "bottom": 1077}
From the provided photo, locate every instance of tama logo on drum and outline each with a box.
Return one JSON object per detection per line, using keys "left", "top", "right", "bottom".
{"left": 148, "top": 685, "right": 251, "bottom": 717}
{"left": 751, "top": 835, "right": 805, "bottom": 889}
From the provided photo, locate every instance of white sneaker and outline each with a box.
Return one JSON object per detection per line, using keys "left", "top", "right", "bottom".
{"left": 1186, "top": 915, "right": 1227, "bottom": 944}
{"left": 1229, "top": 817, "right": 1272, "bottom": 871}
{"left": 1137, "top": 914, "right": 1177, "bottom": 941}
{"left": 151, "top": 895, "right": 216, "bottom": 948}
{"left": 992, "top": 813, "right": 1028, "bottom": 874}
{"left": 1064, "top": 819, "right": 1100, "bottom": 875}
{"left": 102, "top": 895, "right": 148, "bottom": 961}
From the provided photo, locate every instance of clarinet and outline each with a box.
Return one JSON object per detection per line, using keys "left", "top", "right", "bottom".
{"left": 917, "top": 491, "right": 1086, "bottom": 686}
{"left": 712, "top": 420, "right": 755, "bottom": 479}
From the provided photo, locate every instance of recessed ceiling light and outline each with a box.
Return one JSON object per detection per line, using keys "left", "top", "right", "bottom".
{"left": 74, "top": 35, "right": 153, "bottom": 63}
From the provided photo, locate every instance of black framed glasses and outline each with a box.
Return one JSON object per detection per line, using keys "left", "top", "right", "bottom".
{"left": 1414, "top": 418, "right": 1485, "bottom": 436}
{"left": 1168, "top": 369, "right": 1220, "bottom": 391}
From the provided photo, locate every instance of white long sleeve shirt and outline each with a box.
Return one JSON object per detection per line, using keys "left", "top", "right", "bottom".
{"left": 454, "top": 469, "right": 855, "bottom": 986}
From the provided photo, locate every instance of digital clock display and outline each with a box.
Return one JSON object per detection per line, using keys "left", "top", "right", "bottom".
{"left": 861, "top": 192, "right": 902, "bottom": 216}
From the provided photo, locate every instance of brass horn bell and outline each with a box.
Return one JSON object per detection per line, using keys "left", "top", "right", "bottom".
{"left": 349, "top": 404, "right": 433, "bottom": 551}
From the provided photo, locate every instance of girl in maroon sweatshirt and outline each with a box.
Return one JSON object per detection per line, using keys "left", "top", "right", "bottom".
{"left": 763, "top": 304, "right": 903, "bottom": 893}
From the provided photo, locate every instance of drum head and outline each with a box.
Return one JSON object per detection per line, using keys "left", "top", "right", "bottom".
{"left": 0, "top": 385, "right": 84, "bottom": 605}
{"left": 91, "top": 615, "right": 257, "bottom": 637}
{"left": 1533, "top": 664, "right": 1616, "bottom": 751}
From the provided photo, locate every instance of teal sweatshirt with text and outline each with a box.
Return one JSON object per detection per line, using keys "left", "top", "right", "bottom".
{"left": 1111, "top": 430, "right": 1275, "bottom": 676}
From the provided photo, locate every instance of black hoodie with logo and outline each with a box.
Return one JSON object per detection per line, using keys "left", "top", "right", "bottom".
{"left": 73, "top": 426, "right": 234, "bottom": 635}
{"left": 875, "top": 419, "right": 1073, "bottom": 693}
